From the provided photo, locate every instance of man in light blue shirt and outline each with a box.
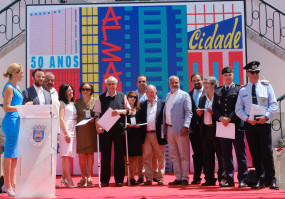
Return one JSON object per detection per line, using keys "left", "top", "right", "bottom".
{"left": 235, "top": 61, "right": 279, "bottom": 190}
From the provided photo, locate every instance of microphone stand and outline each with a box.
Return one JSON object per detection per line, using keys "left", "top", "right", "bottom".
{"left": 124, "top": 114, "right": 130, "bottom": 186}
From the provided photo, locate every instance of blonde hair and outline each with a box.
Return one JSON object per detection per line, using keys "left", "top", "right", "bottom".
{"left": 3, "top": 63, "right": 23, "bottom": 79}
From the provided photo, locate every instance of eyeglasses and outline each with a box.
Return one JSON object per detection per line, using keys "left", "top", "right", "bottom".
{"left": 81, "top": 88, "right": 91, "bottom": 91}
{"left": 249, "top": 71, "right": 260, "bottom": 75}
{"left": 129, "top": 95, "right": 138, "bottom": 99}
{"left": 137, "top": 80, "right": 146, "bottom": 84}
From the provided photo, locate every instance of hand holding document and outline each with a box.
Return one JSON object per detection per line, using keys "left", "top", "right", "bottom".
{"left": 249, "top": 104, "right": 267, "bottom": 121}
{"left": 76, "top": 118, "right": 93, "bottom": 126}
{"left": 97, "top": 108, "right": 120, "bottom": 132}
{"left": 216, "top": 122, "right": 235, "bottom": 139}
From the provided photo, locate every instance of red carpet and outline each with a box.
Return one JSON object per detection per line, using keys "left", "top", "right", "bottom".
{"left": 44, "top": 173, "right": 285, "bottom": 199}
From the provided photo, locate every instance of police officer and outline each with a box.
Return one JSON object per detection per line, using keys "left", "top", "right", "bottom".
{"left": 235, "top": 61, "right": 279, "bottom": 190}
{"left": 213, "top": 66, "right": 248, "bottom": 188}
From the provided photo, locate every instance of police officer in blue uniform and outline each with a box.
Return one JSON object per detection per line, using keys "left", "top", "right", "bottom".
{"left": 213, "top": 66, "right": 248, "bottom": 188}
{"left": 235, "top": 61, "right": 279, "bottom": 190}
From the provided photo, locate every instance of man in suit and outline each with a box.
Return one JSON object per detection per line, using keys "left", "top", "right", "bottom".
{"left": 140, "top": 85, "right": 166, "bottom": 185}
{"left": 236, "top": 61, "right": 279, "bottom": 190}
{"left": 197, "top": 76, "right": 225, "bottom": 186}
{"left": 188, "top": 73, "right": 204, "bottom": 184}
{"left": 22, "top": 68, "right": 52, "bottom": 105}
{"left": 212, "top": 66, "right": 248, "bottom": 188}
{"left": 163, "top": 75, "right": 192, "bottom": 185}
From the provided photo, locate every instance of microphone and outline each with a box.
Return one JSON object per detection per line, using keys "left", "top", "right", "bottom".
{"left": 277, "top": 94, "right": 285, "bottom": 102}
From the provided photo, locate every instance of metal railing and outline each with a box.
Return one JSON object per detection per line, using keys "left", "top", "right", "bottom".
{"left": 246, "top": 0, "right": 285, "bottom": 50}
{"left": 272, "top": 94, "right": 285, "bottom": 150}
{"left": 0, "top": 0, "right": 56, "bottom": 49}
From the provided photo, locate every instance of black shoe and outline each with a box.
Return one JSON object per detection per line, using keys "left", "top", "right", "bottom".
{"left": 269, "top": 182, "right": 279, "bottom": 190}
{"left": 251, "top": 181, "right": 265, "bottom": 189}
{"left": 191, "top": 179, "right": 201, "bottom": 184}
{"left": 116, "top": 182, "right": 123, "bottom": 187}
{"left": 101, "top": 183, "right": 109, "bottom": 187}
{"left": 153, "top": 178, "right": 158, "bottom": 182}
{"left": 238, "top": 181, "right": 246, "bottom": 188}
{"left": 220, "top": 182, "right": 235, "bottom": 187}
{"left": 137, "top": 177, "right": 144, "bottom": 184}
{"left": 181, "top": 180, "right": 188, "bottom": 185}
{"left": 130, "top": 179, "right": 138, "bottom": 186}
{"left": 201, "top": 181, "right": 216, "bottom": 186}
{"left": 168, "top": 179, "right": 182, "bottom": 185}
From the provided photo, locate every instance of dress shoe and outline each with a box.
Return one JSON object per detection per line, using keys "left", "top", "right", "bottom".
{"left": 87, "top": 177, "right": 93, "bottom": 187}
{"left": 168, "top": 179, "right": 182, "bottom": 185}
{"left": 153, "top": 178, "right": 158, "bottom": 182}
{"left": 101, "top": 183, "right": 109, "bottom": 187}
{"left": 144, "top": 181, "right": 152, "bottom": 185}
{"left": 181, "top": 180, "right": 188, "bottom": 185}
{"left": 251, "top": 181, "right": 265, "bottom": 189}
{"left": 191, "top": 179, "right": 201, "bottom": 184}
{"left": 1, "top": 185, "right": 15, "bottom": 197}
{"left": 220, "top": 182, "right": 235, "bottom": 187}
{"left": 157, "top": 180, "right": 163, "bottom": 185}
{"left": 77, "top": 177, "right": 86, "bottom": 187}
{"left": 115, "top": 182, "right": 123, "bottom": 187}
{"left": 201, "top": 181, "right": 216, "bottom": 186}
{"left": 238, "top": 181, "right": 246, "bottom": 188}
{"left": 137, "top": 177, "right": 144, "bottom": 184}
{"left": 219, "top": 179, "right": 226, "bottom": 186}
{"left": 269, "top": 182, "right": 279, "bottom": 190}
{"left": 130, "top": 178, "right": 138, "bottom": 186}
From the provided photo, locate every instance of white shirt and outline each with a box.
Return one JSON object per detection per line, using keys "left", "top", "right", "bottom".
{"left": 147, "top": 97, "right": 157, "bottom": 131}
{"left": 204, "top": 94, "right": 214, "bottom": 125}
{"left": 165, "top": 90, "right": 178, "bottom": 125}
{"left": 33, "top": 84, "right": 45, "bottom": 105}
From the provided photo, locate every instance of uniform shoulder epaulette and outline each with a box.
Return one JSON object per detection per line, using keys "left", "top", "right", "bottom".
{"left": 260, "top": 79, "right": 270, "bottom": 85}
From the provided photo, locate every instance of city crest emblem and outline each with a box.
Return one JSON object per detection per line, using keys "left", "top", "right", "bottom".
{"left": 30, "top": 125, "right": 48, "bottom": 147}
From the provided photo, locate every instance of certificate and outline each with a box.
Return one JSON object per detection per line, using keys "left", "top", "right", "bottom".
{"left": 216, "top": 122, "right": 235, "bottom": 139}
{"left": 249, "top": 104, "right": 267, "bottom": 121}
{"left": 97, "top": 108, "right": 120, "bottom": 132}
{"left": 76, "top": 118, "right": 93, "bottom": 126}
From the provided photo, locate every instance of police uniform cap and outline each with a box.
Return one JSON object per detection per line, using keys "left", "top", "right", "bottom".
{"left": 222, "top": 66, "right": 233, "bottom": 74}
{"left": 243, "top": 61, "right": 260, "bottom": 72}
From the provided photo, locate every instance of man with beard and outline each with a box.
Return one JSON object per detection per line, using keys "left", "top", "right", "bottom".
{"left": 163, "top": 75, "right": 192, "bottom": 185}
{"left": 22, "top": 68, "right": 52, "bottom": 105}
{"left": 188, "top": 73, "right": 204, "bottom": 184}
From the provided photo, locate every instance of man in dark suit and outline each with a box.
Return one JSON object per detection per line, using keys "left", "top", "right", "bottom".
{"left": 22, "top": 68, "right": 52, "bottom": 105}
{"left": 212, "top": 66, "right": 248, "bottom": 188}
{"left": 188, "top": 73, "right": 204, "bottom": 184}
{"left": 140, "top": 85, "right": 166, "bottom": 185}
{"left": 197, "top": 76, "right": 225, "bottom": 186}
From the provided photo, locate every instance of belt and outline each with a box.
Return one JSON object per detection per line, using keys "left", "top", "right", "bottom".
{"left": 166, "top": 124, "right": 172, "bottom": 127}
{"left": 147, "top": 130, "right": 156, "bottom": 133}
{"left": 204, "top": 124, "right": 213, "bottom": 127}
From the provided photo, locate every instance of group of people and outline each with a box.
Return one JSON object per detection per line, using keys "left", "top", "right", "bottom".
{"left": 0, "top": 60, "right": 279, "bottom": 197}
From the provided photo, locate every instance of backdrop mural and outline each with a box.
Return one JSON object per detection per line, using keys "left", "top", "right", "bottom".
{"left": 26, "top": 1, "right": 247, "bottom": 174}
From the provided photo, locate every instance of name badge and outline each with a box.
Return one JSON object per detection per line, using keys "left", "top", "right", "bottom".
{"left": 85, "top": 110, "right": 91, "bottom": 119}
{"left": 130, "top": 117, "right": 136, "bottom": 126}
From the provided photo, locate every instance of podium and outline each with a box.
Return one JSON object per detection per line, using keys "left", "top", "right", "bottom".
{"left": 16, "top": 105, "right": 58, "bottom": 198}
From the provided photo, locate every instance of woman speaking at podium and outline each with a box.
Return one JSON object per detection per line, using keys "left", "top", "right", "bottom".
{"left": 58, "top": 84, "right": 77, "bottom": 188}
{"left": 1, "top": 63, "right": 24, "bottom": 197}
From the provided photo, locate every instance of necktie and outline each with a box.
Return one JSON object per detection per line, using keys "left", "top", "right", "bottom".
{"left": 252, "top": 84, "right": 257, "bottom": 104}
{"left": 194, "top": 90, "right": 200, "bottom": 106}
{"left": 225, "top": 86, "right": 229, "bottom": 92}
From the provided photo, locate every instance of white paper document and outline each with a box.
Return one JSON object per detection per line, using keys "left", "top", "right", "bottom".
{"left": 76, "top": 118, "right": 93, "bottom": 126}
{"left": 97, "top": 108, "right": 120, "bottom": 132}
{"left": 216, "top": 122, "right": 235, "bottom": 139}
{"left": 249, "top": 104, "right": 267, "bottom": 121}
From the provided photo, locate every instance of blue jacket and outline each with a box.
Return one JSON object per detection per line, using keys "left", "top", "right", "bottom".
{"left": 163, "top": 89, "right": 192, "bottom": 135}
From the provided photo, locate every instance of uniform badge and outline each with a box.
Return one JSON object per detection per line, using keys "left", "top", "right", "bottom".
{"left": 262, "top": 97, "right": 266, "bottom": 103}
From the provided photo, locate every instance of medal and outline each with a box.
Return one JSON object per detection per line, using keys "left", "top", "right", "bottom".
{"left": 218, "top": 99, "right": 221, "bottom": 104}
{"left": 262, "top": 97, "right": 266, "bottom": 103}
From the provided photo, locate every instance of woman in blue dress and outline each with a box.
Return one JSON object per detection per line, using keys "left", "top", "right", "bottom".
{"left": 1, "top": 63, "right": 24, "bottom": 197}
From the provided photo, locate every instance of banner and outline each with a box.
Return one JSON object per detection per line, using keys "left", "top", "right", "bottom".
{"left": 26, "top": 1, "right": 246, "bottom": 100}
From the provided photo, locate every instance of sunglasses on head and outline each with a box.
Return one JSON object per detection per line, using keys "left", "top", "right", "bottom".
{"left": 249, "top": 71, "right": 260, "bottom": 75}
{"left": 137, "top": 80, "right": 146, "bottom": 83}
{"left": 81, "top": 88, "right": 91, "bottom": 91}
{"left": 129, "top": 95, "right": 137, "bottom": 99}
